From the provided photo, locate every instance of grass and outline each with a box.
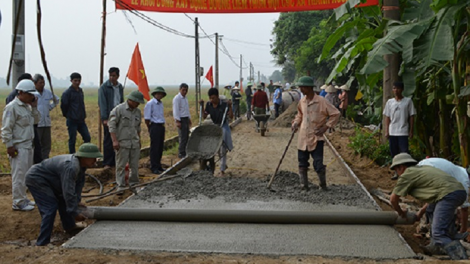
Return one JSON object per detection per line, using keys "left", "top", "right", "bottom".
{"left": 0, "top": 86, "right": 210, "bottom": 172}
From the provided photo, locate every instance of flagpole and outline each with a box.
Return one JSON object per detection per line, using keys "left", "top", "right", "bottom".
{"left": 98, "top": 0, "right": 107, "bottom": 153}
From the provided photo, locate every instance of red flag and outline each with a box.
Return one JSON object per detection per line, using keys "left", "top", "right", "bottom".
{"left": 127, "top": 43, "right": 150, "bottom": 100}
{"left": 205, "top": 66, "right": 214, "bottom": 87}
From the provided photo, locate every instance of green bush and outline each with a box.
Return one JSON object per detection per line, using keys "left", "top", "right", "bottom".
{"left": 348, "top": 126, "right": 391, "bottom": 166}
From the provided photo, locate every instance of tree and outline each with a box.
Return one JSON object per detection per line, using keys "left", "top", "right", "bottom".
{"left": 269, "top": 70, "right": 283, "bottom": 82}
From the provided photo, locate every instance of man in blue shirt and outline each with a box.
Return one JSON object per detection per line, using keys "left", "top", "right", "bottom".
{"left": 144, "top": 87, "right": 167, "bottom": 174}
{"left": 273, "top": 82, "right": 283, "bottom": 118}
{"left": 61, "top": 72, "right": 91, "bottom": 154}
{"left": 25, "top": 143, "right": 102, "bottom": 246}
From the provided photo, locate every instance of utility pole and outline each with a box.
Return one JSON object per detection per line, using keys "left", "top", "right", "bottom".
{"left": 98, "top": 0, "right": 107, "bottom": 152}
{"left": 382, "top": 0, "right": 400, "bottom": 142}
{"left": 250, "top": 62, "right": 254, "bottom": 83}
{"left": 215, "top": 32, "right": 219, "bottom": 90}
{"left": 239, "top": 54, "right": 242, "bottom": 88}
{"left": 258, "top": 71, "right": 260, "bottom": 84}
{"left": 195, "top": 17, "right": 200, "bottom": 116}
{"left": 11, "top": 0, "right": 25, "bottom": 89}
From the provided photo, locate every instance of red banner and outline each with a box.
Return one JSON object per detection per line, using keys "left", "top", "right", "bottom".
{"left": 116, "top": 0, "right": 379, "bottom": 13}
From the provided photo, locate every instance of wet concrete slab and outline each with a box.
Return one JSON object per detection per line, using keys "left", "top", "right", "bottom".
{"left": 65, "top": 190, "right": 415, "bottom": 259}
{"left": 65, "top": 220, "right": 414, "bottom": 259}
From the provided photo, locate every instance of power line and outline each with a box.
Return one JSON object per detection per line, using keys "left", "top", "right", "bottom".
{"left": 183, "top": 13, "right": 247, "bottom": 69}
{"left": 223, "top": 37, "right": 270, "bottom": 47}
{"left": 115, "top": 0, "right": 212, "bottom": 39}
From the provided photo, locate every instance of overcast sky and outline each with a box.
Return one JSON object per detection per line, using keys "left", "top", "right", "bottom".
{"left": 0, "top": 0, "right": 281, "bottom": 88}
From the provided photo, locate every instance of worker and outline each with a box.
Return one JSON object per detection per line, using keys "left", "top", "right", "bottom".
{"left": 25, "top": 143, "right": 103, "bottom": 246}
{"left": 416, "top": 158, "right": 470, "bottom": 241}
{"left": 98, "top": 67, "right": 124, "bottom": 170}
{"left": 199, "top": 88, "right": 234, "bottom": 176}
{"left": 2, "top": 79, "right": 40, "bottom": 211}
{"left": 252, "top": 84, "right": 269, "bottom": 133}
{"left": 144, "top": 87, "right": 167, "bottom": 174}
{"left": 338, "top": 84, "right": 349, "bottom": 117}
{"left": 390, "top": 153, "right": 468, "bottom": 260}
{"left": 273, "top": 82, "right": 283, "bottom": 118}
{"left": 231, "top": 86, "right": 242, "bottom": 119}
{"left": 172, "top": 83, "right": 192, "bottom": 158}
{"left": 245, "top": 82, "right": 253, "bottom": 120}
{"left": 383, "top": 81, "right": 416, "bottom": 180}
{"left": 108, "top": 90, "right": 145, "bottom": 193}
{"left": 222, "top": 84, "right": 232, "bottom": 101}
{"left": 292, "top": 76, "right": 340, "bottom": 191}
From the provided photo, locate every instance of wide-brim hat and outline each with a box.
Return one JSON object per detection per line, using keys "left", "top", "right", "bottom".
{"left": 127, "top": 90, "right": 145, "bottom": 104}
{"left": 256, "top": 84, "right": 263, "bottom": 89}
{"left": 224, "top": 84, "right": 232, "bottom": 89}
{"left": 247, "top": 82, "right": 253, "bottom": 87}
{"left": 339, "top": 85, "right": 350, "bottom": 91}
{"left": 325, "top": 85, "right": 337, "bottom": 93}
{"left": 273, "top": 82, "right": 282, "bottom": 87}
{"left": 75, "top": 143, "right": 103, "bottom": 158}
{"left": 232, "top": 87, "right": 240, "bottom": 91}
{"left": 151, "top": 86, "right": 167, "bottom": 97}
{"left": 320, "top": 85, "right": 327, "bottom": 90}
{"left": 296, "top": 76, "right": 315, "bottom": 87}
{"left": 390, "top": 153, "right": 418, "bottom": 170}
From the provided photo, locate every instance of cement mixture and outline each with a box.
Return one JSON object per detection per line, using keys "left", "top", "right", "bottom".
{"left": 132, "top": 170, "right": 377, "bottom": 209}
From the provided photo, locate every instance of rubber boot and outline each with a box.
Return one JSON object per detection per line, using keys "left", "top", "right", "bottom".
{"left": 421, "top": 239, "right": 446, "bottom": 256}
{"left": 298, "top": 167, "right": 309, "bottom": 191}
{"left": 317, "top": 170, "right": 328, "bottom": 191}
{"left": 443, "top": 240, "right": 469, "bottom": 260}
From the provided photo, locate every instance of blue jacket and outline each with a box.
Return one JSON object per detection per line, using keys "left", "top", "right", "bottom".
{"left": 61, "top": 86, "right": 86, "bottom": 122}
{"left": 98, "top": 80, "right": 124, "bottom": 120}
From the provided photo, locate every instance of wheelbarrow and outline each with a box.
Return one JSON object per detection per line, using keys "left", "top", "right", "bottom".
{"left": 252, "top": 112, "right": 270, "bottom": 136}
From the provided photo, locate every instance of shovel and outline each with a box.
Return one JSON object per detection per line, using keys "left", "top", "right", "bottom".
{"left": 267, "top": 129, "right": 295, "bottom": 189}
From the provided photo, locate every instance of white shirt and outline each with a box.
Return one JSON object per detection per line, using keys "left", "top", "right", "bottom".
{"left": 418, "top": 158, "right": 470, "bottom": 208}
{"left": 144, "top": 98, "right": 165, "bottom": 124}
{"left": 37, "top": 89, "right": 59, "bottom": 127}
{"left": 172, "top": 92, "right": 190, "bottom": 121}
{"left": 383, "top": 97, "right": 416, "bottom": 136}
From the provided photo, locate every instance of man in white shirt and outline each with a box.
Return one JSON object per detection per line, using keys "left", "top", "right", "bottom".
{"left": 172, "top": 83, "right": 192, "bottom": 158}
{"left": 34, "top": 74, "right": 59, "bottom": 159}
{"left": 383, "top": 81, "right": 416, "bottom": 179}
{"left": 144, "top": 87, "right": 167, "bottom": 174}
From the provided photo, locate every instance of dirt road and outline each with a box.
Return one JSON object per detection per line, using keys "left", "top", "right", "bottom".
{"left": 0, "top": 119, "right": 450, "bottom": 263}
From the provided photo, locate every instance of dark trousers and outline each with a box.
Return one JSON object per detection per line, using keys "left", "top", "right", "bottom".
{"left": 389, "top": 135, "right": 409, "bottom": 158}
{"left": 246, "top": 100, "right": 252, "bottom": 120}
{"left": 66, "top": 119, "right": 91, "bottom": 154}
{"left": 28, "top": 185, "right": 76, "bottom": 246}
{"left": 33, "top": 125, "right": 43, "bottom": 164}
{"left": 425, "top": 190, "right": 467, "bottom": 245}
{"left": 274, "top": 103, "right": 281, "bottom": 118}
{"left": 150, "top": 123, "right": 165, "bottom": 171}
{"left": 298, "top": 141, "right": 325, "bottom": 173}
{"left": 177, "top": 117, "right": 190, "bottom": 157}
{"left": 233, "top": 102, "right": 240, "bottom": 118}
{"left": 102, "top": 124, "right": 115, "bottom": 167}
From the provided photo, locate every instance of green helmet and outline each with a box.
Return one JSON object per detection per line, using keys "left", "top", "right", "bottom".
{"left": 75, "top": 143, "right": 103, "bottom": 158}
{"left": 247, "top": 82, "right": 253, "bottom": 87}
{"left": 151, "top": 86, "right": 167, "bottom": 97}
{"left": 127, "top": 90, "right": 145, "bottom": 104}
{"left": 296, "top": 76, "right": 315, "bottom": 87}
